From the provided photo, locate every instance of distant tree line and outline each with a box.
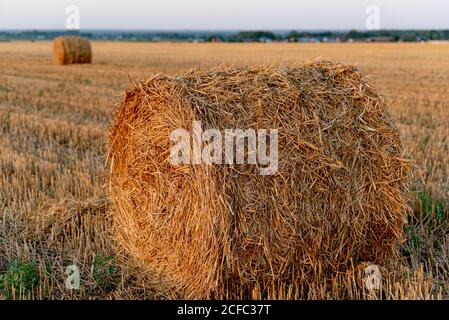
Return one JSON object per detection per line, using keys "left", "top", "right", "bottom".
{"left": 1, "top": 29, "right": 449, "bottom": 42}
{"left": 343, "top": 30, "right": 449, "bottom": 42}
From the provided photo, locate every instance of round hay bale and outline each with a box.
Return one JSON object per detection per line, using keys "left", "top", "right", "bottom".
{"left": 108, "top": 62, "right": 412, "bottom": 299}
{"left": 53, "top": 36, "right": 92, "bottom": 65}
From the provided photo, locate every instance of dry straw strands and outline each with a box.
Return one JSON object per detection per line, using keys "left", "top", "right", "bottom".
{"left": 53, "top": 36, "right": 92, "bottom": 65}
{"left": 108, "top": 62, "right": 413, "bottom": 299}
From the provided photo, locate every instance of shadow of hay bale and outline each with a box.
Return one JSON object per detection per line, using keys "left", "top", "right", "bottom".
{"left": 25, "top": 195, "right": 111, "bottom": 253}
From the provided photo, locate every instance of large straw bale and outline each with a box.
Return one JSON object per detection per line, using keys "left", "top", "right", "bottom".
{"left": 108, "top": 62, "right": 412, "bottom": 299}
{"left": 53, "top": 36, "right": 92, "bottom": 65}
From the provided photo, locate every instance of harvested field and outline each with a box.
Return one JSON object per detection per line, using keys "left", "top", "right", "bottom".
{"left": 0, "top": 41, "right": 448, "bottom": 299}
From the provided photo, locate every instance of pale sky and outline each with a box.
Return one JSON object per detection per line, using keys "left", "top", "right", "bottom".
{"left": 0, "top": 0, "right": 448, "bottom": 30}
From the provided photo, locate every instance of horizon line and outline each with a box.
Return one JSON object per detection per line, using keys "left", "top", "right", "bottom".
{"left": 1, "top": 28, "right": 449, "bottom": 32}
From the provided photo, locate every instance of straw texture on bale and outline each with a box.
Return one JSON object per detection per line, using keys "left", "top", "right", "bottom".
{"left": 53, "top": 36, "right": 92, "bottom": 65}
{"left": 108, "top": 62, "right": 412, "bottom": 299}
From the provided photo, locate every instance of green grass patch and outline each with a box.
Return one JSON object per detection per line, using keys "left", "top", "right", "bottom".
{"left": 417, "top": 191, "right": 447, "bottom": 221}
{"left": 0, "top": 260, "right": 39, "bottom": 299}
{"left": 92, "top": 253, "right": 119, "bottom": 291}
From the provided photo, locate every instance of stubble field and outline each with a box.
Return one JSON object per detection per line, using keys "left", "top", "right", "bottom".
{"left": 0, "top": 41, "right": 448, "bottom": 299}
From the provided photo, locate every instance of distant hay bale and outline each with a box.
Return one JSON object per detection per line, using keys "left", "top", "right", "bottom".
{"left": 53, "top": 36, "right": 92, "bottom": 65}
{"left": 108, "top": 62, "right": 412, "bottom": 299}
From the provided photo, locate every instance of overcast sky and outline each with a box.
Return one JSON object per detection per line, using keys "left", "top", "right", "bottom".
{"left": 0, "top": 0, "right": 448, "bottom": 30}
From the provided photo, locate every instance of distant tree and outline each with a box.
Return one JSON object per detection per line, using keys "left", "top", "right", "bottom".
{"left": 401, "top": 32, "right": 418, "bottom": 42}
{"left": 347, "top": 29, "right": 363, "bottom": 39}
{"left": 287, "top": 31, "right": 301, "bottom": 39}
{"left": 206, "top": 34, "right": 224, "bottom": 42}
{"left": 429, "top": 30, "right": 443, "bottom": 40}
{"left": 236, "top": 31, "right": 276, "bottom": 42}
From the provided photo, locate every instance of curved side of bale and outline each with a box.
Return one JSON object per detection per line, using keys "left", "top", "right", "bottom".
{"left": 109, "top": 83, "right": 228, "bottom": 298}
{"left": 53, "top": 36, "right": 92, "bottom": 65}
{"left": 108, "top": 62, "right": 412, "bottom": 299}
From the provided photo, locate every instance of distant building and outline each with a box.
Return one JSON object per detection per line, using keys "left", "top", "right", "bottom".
{"left": 367, "top": 36, "right": 395, "bottom": 43}
{"left": 346, "top": 37, "right": 395, "bottom": 43}
{"left": 297, "top": 37, "right": 320, "bottom": 43}
{"left": 258, "top": 36, "right": 273, "bottom": 43}
{"left": 259, "top": 37, "right": 273, "bottom": 43}
{"left": 322, "top": 37, "right": 341, "bottom": 43}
